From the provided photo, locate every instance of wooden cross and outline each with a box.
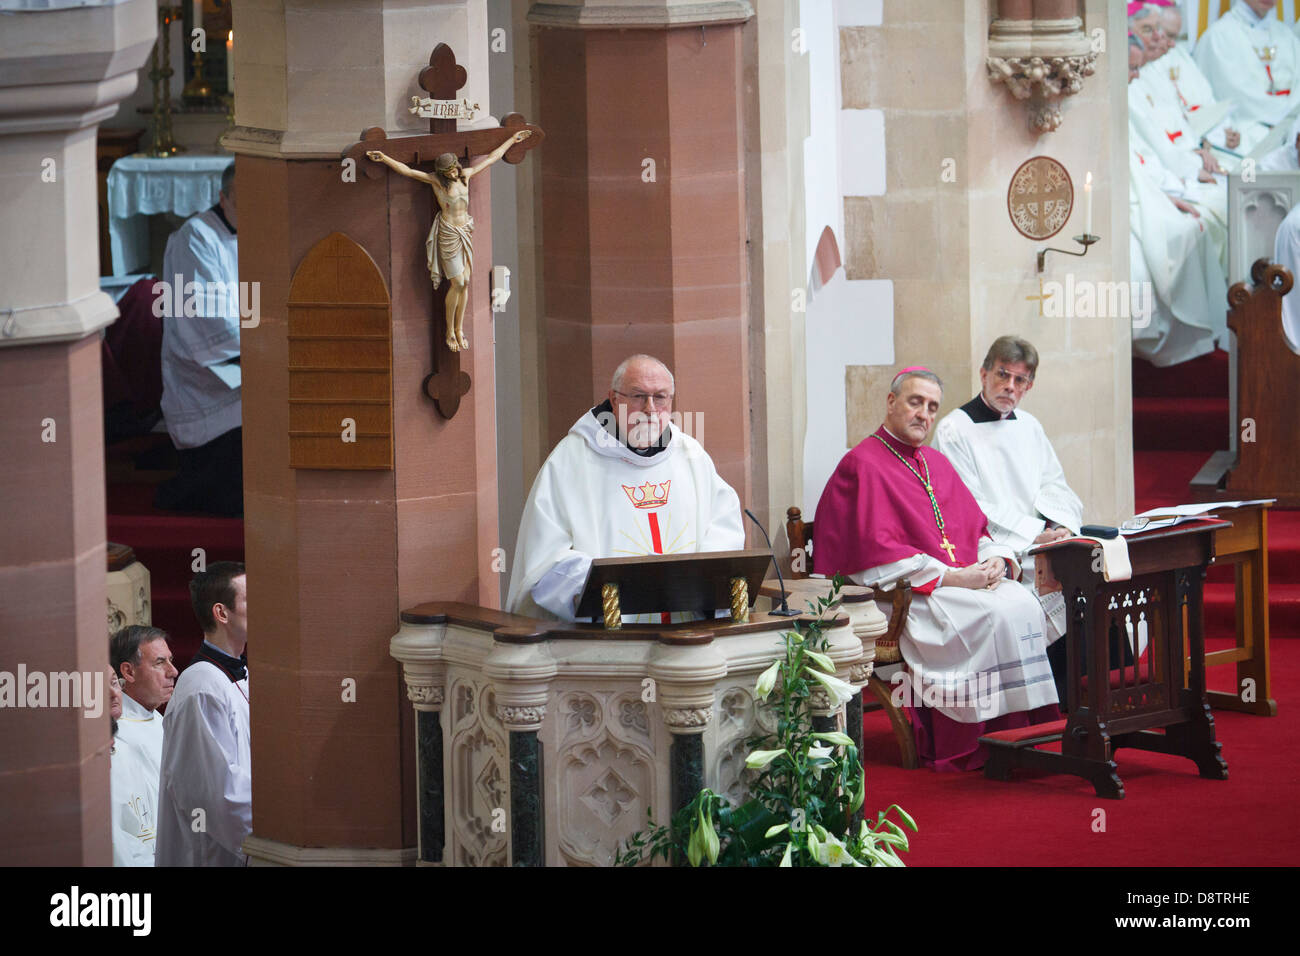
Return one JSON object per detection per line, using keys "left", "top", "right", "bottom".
{"left": 343, "top": 43, "right": 543, "bottom": 420}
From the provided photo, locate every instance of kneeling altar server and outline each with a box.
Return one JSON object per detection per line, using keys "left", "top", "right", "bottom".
{"left": 814, "top": 367, "right": 1059, "bottom": 771}
{"left": 507, "top": 354, "right": 745, "bottom": 622}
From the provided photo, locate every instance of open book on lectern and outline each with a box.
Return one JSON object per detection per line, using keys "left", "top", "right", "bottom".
{"left": 573, "top": 549, "right": 773, "bottom": 622}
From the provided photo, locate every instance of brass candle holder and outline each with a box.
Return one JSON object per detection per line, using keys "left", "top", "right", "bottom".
{"left": 147, "top": 5, "right": 184, "bottom": 156}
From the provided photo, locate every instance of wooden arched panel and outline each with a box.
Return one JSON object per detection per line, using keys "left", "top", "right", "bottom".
{"left": 287, "top": 232, "right": 393, "bottom": 469}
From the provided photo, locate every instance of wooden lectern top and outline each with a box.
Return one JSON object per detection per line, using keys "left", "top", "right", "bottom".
{"left": 574, "top": 549, "right": 774, "bottom": 620}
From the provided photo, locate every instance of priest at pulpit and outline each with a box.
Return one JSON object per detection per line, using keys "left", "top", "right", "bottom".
{"left": 506, "top": 354, "right": 744, "bottom": 622}
{"left": 813, "top": 367, "right": 1059, "bottom": 771}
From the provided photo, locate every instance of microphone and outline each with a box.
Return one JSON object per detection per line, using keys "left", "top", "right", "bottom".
{"left": 744, "top": 508, "right": 801, "bottom": 617}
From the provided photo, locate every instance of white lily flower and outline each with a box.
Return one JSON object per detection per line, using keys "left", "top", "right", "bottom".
{"left": 745, "top": 748, "right": 787, "bottom": 770}
{"left": 808, "top": 668, "right": 856, "bottom": 706}
{"left": 754, "top": 660, "right": 781, "bottom": 700}
{"left": 811, "top": 731, "right": 854, "bottom": 748}
{"left": 803, "top": 649, "right": 836, "bottom": 673}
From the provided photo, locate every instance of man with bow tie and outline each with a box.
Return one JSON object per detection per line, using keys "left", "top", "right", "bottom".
{"left": 156, "top": 562, "right": 251, "bottom": 866}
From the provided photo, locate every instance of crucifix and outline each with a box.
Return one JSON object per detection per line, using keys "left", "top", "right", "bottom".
{"left": 344, "top": 43, "right": 543, "bottom": 419}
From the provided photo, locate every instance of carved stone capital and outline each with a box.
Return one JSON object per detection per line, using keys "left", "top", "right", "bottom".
{"left": 497, "top": 703, "right": 547, "bottom": 730}
{"left": 406, "top": 684, "right": 445, "bottom": 709}
{"left": 986, "top": 53, "right": 1097, "bottom": 134}
{"left": 808, "top": 688, "right": 834, "bottom": 715}
{"left": 663, "top": 707, "right": 713, "bottom": 731}
{"left": 849, "top": 662, "right": 874, "bottom": 685}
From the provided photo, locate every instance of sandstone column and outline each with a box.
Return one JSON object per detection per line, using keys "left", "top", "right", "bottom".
{"left": 529, "top": 0, "right": 756, "bottom": 506}
{"left": 225, "top": 0, "right": 498, "bottom": 864}
{"left": 0, "top": 0, "right": 156, "bottom": 866}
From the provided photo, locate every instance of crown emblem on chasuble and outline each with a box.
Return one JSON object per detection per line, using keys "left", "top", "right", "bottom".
{"left": 622, "top": 480, "right": 671, "bottom": 509}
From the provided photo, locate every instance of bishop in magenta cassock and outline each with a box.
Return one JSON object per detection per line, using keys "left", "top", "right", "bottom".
{"left": 813, "top": 368, "right": 1059, "bottom": 771}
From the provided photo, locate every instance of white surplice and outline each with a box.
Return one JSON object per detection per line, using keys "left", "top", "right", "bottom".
{"left": 1194, "top": 1, "right": 1300, "bottom": 127}
{"left": 111, "top": 693, "right": 163, "bottom": 865}
{"left": 1163, "top": 43, "right": 1270, "bottom": 155}
{"left": 111, "top": 735, "right": 159, "bottom": 866}
{"left": 1130, "top": 126, "right": 1230, "bottom": 366}
{"left": 1271, "top": 202, "right": 1300, "bottom": 354}
{"left": 932, "top": 399, "right": 1083, "bottom": 553}
{"left": 849, "top": 546, "right": 1057, "bottom": 724}
{"left": 506, "top": 407, "right": 745, "bottom": 622}
{"left": 155, "top": 659, "right": 251, "bottom": 867}
{"left": 159, "top": 208, "right": 241, "bottom": 449}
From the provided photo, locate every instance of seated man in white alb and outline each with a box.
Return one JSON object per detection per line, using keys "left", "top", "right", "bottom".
{"left": 1271, "top": 200, "right": 1300, "bottom": 354}
{"left": 1194, "top": 0, "right": 1300, "bottom": 128}
{"left": 932, "top": 337, "right": 1083, "bottom": 697}
{"left": 813, "top": 367, "right": 1059, "bottom": 772}
{"left": 507, "top": 354, "right": 745, "bottom": 622}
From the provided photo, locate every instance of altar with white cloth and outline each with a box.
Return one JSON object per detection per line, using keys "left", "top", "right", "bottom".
{"left": 105, "top": 154, "right": 234, "bottom": 276}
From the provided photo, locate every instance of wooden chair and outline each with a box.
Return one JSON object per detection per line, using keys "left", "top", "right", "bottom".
{"left": 786, "top": 506, "right": 918, "bottom": 770}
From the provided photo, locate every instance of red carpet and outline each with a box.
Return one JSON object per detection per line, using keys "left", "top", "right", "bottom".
{"left": 858, "top": 351, "right": 1298, "bottom": 866}
{"left": 106, "top": 440, "right": 244, "bottom": 670}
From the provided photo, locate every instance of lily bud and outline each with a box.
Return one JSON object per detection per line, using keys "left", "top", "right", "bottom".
{"left": 754, "top": 659, "right": 781, "bottom": 700}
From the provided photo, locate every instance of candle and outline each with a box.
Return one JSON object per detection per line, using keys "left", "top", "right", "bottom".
{"left": 193, "top": 1, "right": 203, "bottom": 33}
{"left": 226, "top": 30, "right": 234, "bottom": 94}
{"left": 1084, "top": 171, "right": 1093, "bottom": 238}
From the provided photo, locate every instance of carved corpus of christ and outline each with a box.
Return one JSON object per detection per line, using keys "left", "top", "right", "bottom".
{"left": 366, "top": 129, "right": 530, "bottom": 352}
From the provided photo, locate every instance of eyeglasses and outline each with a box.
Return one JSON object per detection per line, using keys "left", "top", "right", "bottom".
{"left": 614, "top": 389, "right": 674, "bottom": 409}
{"left": 993, "top": 367, "right": 1033, "bottom": 389}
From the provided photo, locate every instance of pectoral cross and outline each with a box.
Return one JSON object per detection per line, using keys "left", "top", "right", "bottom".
{"left": 940, "top": 537, "right": 956, "bottom": 561}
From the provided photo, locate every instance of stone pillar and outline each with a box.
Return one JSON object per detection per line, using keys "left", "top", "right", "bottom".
{"left": 841, "top": 587, "right": 887, "bottom": 758}
{"left": 484, "top": 633, "right": 556, "bottom": 867}
{"left": 390, "top": 610, "right": 450, "bottom": 864}
{"left": 225, "top": 0, "right": 498, "bottom": 865}
{"left": 529, "top": 0, "right": 756, "bottom": 503}
{"left": 647, "top": 634, "right": 725, "bottom": 824}
{"left": 0, "top": 0, "right": 155, "bottom": 867}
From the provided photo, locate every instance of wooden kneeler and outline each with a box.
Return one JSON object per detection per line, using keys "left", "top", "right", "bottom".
{"left": 786, "top": 506, "right": 918, "bottom": 770}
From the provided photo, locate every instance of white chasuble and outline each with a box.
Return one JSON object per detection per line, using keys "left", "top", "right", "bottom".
{"left": 932, "top": 398, "right": 1083, "bottom": 555}
{"left": 1129, "top": 128, "right": 1229, "bottom": 367}
{"left": 111, "top": 736, "right": 159, "bottom": 866}
{"left": 1194, "top": 2, "right": 1300, "bottom": 128}
{"left": 507, "top": 408, "right": 745, "bottom": 622}
{"left": 156, "top": 661, "right": 251, "bottom": 867}
{"left": 111, "top": 694, "right": 163, "bottom": 865}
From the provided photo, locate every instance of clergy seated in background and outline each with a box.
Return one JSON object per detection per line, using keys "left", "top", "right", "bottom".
{"left": 155, "top": 161, "right": 243, "bottom": 517}
{"left": 1129, "top": 37, "right": 1230, "bottom": 366}
{"left": 1194, "top": 0, "right": 1300, "bottom": 128}
{"left": 506, "top": 354, "right": 744, "bottom": 622}
{"left": 933, "top": 337, "right": 1083, "bottom": 700}
{"left": 1271, "top": 196, "right": 1300, "bottom": 354}
{"left": 813, "top": 367, "right": 1059, "bottom": 772}
{"left": 108, "top": 625, "right": 177, "bottom": 865}
{"left": 157, "top": 562, "right": 250, "bottom": 867}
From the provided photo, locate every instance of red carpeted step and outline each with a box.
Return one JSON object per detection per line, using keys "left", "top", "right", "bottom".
{"left": 1133, "top": 451, "right": 1207, "bottom": 511}
{"left": 1132, "top": 397, "right": 1229, "bottom": 451}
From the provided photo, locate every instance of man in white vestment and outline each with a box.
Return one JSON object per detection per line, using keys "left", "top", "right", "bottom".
{"left": 1271, "top": 202, "right": 1300, "bottom": 352}
{"left": 109, "top": 668, "right": 156, "bottom": 867}
{"left": 156, "top": 162, "right": 243, "bottom": 517}
{"left": 1129, "top": 40, "right": 1231, "bottom": 365}
{"left": 1195, "top": 0, "right": 1300, "bottom": 127}
{"left": 109, "top": 625, "right": 177, "bottom": 865}
{"left": 1159, "top": 4, "right": 1270, "bottom": 155}
{"left": 813, "top": 368, "right": 1059, "bottom": 772}
{"left": 507, "top": 354, "right": 745, "bottom": 622}
{"left": 933, "top": 337, "right": 1084, "bottom": 698}
{"left": 156, "top": 562, "right": 251, "bottom": 867}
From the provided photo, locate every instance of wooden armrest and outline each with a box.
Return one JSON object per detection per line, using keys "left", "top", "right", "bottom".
{"left": 881, "top": 578, "right": 912, "bottom": 644}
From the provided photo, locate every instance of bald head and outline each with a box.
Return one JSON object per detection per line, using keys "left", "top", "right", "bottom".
{"left": 608, "top": 355, "right": 675, "bottom": 450}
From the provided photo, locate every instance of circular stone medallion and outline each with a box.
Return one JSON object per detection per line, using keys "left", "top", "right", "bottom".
{"left": 1007, "top": 156, "right": 1074, "bottom": 240}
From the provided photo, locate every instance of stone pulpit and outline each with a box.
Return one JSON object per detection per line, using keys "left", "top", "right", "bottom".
{"left": 389, "top": 581, "right": 885, "bottom": 866}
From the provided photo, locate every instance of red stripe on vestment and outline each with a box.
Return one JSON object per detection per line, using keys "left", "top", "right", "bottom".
{"left": 647, "top": 512, "right": 671, "bottom": 623}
